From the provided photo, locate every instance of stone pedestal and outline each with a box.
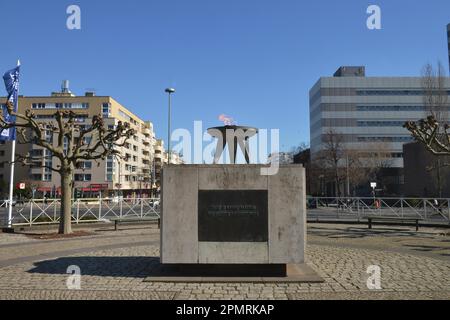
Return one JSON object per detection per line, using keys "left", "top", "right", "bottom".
{"left": 160, "top": 165, "right": 306, "bottom": 266}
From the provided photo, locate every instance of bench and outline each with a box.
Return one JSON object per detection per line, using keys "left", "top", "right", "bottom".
{"left": 110, "top": 217, "right": 160, "bottom": 231}
{"left": 363, "top": 216, "right": 422, "bottom": 232}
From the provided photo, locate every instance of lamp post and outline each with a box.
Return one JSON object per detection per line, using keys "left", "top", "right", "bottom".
{"left": 165, "top": 88, "right": 175, "bottom": 165}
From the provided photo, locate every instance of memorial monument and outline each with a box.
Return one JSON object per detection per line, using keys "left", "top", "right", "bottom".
{"left": 147, "top": 123, "right": 321, "bottom": 282}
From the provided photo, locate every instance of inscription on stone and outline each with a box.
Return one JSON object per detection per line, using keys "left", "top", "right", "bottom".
{"left": 198, "top": 190, "right": 268, "bottom": 242}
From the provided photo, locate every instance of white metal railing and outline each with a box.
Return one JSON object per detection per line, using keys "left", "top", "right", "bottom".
{"left": 308, "top": 197, "right": 450, "bottom": 223}
{"left": 4, "top": 196, "right": 450, "bottom": 227}
{"left": 2, "top": 198, "right": 160, "bottom": 227}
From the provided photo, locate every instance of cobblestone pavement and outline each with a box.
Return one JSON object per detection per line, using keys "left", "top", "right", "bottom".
{"left": 0, "top": 224, "right": 449, "bottom": 300}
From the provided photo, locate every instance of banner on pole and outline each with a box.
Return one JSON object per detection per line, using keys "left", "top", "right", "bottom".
{"left": 1, "top": 64, "right": 20, "bottom": 141}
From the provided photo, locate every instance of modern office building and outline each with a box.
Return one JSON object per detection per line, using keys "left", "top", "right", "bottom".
{"left": 447, "top": 23, "right": 450, "bottom": 73}
{"left": 0, "top": 82, "right": 159, "bottom": 198}
{"left": 309, "top": 66, "right": 450, "bottom": 194}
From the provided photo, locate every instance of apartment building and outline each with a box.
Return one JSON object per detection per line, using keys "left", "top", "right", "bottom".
{"left": 152, "top": 139, "right": 184, "bottom": 193}
{"left": 309, "top": 66, "right": 450, "bottom": 195}
{"left": 0, "top": 82, "right": 157, "bottom": 198}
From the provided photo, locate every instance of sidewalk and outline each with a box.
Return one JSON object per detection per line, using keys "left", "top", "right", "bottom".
{"left": 0, "top": 224, "right": 449, "bottom": 300}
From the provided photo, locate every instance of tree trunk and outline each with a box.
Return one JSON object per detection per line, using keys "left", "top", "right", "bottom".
{"left": 437, "top": 159, "right": 442, "bottom": 198}
{"left": 59, "top": 169, "right": 73, "bottom": 235}
{"left": 334, "top": 167, "right": 341, "bottom": 197}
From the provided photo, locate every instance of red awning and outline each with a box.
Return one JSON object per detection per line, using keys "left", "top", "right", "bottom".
{"left": 80, "top": 188, "right": 101, "bottom": 192}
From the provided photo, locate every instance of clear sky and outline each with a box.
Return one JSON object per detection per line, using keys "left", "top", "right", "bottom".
{"left": 1, "top": 0, "right": 450, "bottom": 151}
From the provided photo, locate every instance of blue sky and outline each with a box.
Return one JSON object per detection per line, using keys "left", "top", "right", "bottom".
{"left": 1, "top": 0, "right": 450, "bottom": 151}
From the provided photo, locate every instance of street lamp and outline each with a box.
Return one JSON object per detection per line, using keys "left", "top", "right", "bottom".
{"left": 165, "top": 88, "right": 175, "bottom": 165}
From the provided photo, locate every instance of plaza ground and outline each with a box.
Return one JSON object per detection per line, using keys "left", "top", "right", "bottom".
{"left": 0, "top": 223, "right": 449, "bottom": 300}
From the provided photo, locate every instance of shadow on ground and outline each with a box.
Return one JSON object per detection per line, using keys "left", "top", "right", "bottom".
{"left": 308, "top": 225, "right": 432, "bottom": 239}
{"left": 28, "top": 257, "right": 292, "bottom": 279}
{"left": 28, "top": 256, "right": 159, "bottom": 278}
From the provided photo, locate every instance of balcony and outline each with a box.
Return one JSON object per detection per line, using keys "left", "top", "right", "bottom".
{"left": 142, "top": 128, "right": 151, "bottom": 137}
{"left": 141, "top": 168, "right": 151, "bottom": 174}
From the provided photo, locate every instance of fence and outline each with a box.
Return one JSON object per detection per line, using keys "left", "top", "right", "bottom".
{"left": 3, "top": 197, "right": 450, "bottom": 227}
{"left": 308, "top": 197, "right": 450, "bottom": 223}
{"left": 1, "top": 198, "right": 160, "bottom": 227}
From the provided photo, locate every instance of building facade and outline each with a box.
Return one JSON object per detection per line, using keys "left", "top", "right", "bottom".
{"left": 309, "top": 66, "right": 450, "bottom": 195}
{"left": 0, "top": 83, "right": 158, "bottom": 198}
{"left": 448, "top": 23, "right": 450, "bottom": 73}
{"left": 403, "top": 142, "right": 450, "bottom": 198}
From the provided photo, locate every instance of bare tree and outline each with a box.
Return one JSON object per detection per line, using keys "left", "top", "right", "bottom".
{"left": 422, "top": 62, "right": 448, "bottom": 122}
{"left": 0, "top": 101, "right": 135, "bottom": 234}
{"left": 317, "top": 130, "right": 345, "bottom": 197}
{"left": 315, "top": 134, "right": 395, "bottom": 197}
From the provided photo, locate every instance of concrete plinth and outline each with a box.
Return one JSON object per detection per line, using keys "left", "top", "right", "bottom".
{"left": 160, "top": 165, "right": 307, "bottom": 267}
{"left": 144, "top": 263, "right": 323, "bottom": 283}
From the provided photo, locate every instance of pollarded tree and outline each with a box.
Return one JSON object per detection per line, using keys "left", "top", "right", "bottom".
{"left": 404, "top": 116, "right": 450, "bottom": 156}
{"left": 0, "top": 101, "right": 135, "bottom": 234}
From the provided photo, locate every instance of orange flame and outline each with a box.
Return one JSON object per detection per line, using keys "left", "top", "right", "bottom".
{"left": 218, "top": 114, "right": 236, "bottom": 126}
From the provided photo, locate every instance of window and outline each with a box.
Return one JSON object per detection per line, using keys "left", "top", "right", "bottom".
{"left": 43, "top": 174, "right": 52, "bottom": 182}
{"left": 31, "top": 174, "right": 42, "bottom": 181}
{"left": 357, "top": 136, "right": 414, "bottom": 143}
{"left": 45, "top": 160, "right": 53, "bottom": 173}
{"left": 74, "top": 116, "right": 87, "bottom": 123}
{"left": 63, "top": 137, "right": 68, "bottom": 155}
{"left": 77, "top": 162, "right": 92, "bottom": 170}
{"left": 356, "top": 105, "right": 427, "bottom": 112}
{"left": 45, "top": 128, "right": 53, "bottom": 143}
{"left": 30, "top": 149, "right": 44, "bottom": 157}
{"left": 105, "top": 156, "right": 114, "bottom": 182}
{"left": 32, "top": 103, "right": 46, "bottom": 109}
{"left": 357, "top": 120, "right": 406, "bottom": 127}
{"left": 83, "top": 137, "right": 92, "bottom": 145}
{"left": 357, "top": 90, "right": 450, "bottom": 96}
{"left": 102, "top": 103, "right": 111, "bottom": 118}
{"left": 75, "top": 174, "right": 92, "bottom": 182}
{"left": 118, "top": 110, "right": 131, "bottom": 121}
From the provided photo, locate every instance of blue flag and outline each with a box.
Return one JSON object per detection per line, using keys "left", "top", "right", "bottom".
{"left": 1, "top": 64, "right": 20, "bottom": 141}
